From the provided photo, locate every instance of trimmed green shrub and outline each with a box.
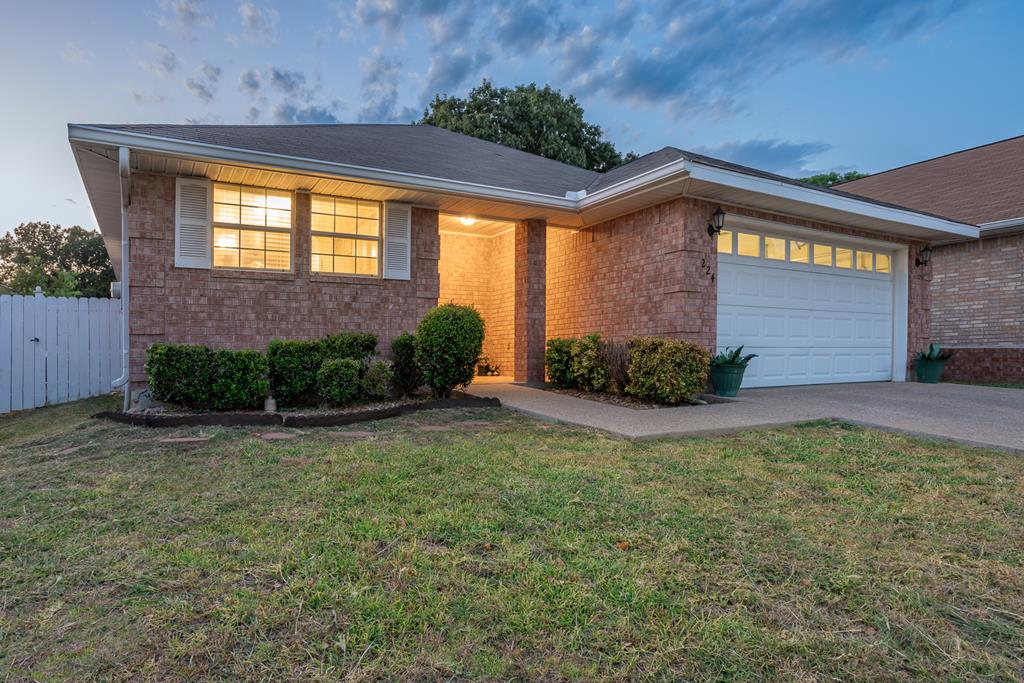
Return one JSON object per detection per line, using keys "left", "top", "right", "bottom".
{"left": 391, "top": 333, "right": 422, "bottom": 397}
{"left": 361, "top": 360, "right": 394, "bottom": 400}
{"left": 146, "top": 343, "right": 214, "bottom": 407}
{"left": 317, "top": 358, "right": 361, "bottom": 405}
{"left": 209, "top": 349, "right": 269, "bottom": 410}
{"left": 626, "top": 337, "right": 711, "bottom": 405}
{"left": 146, "top": 344, "right": 268, "bottom": 409}
{"left": 322, "top": 332, "right": 378, "bottom": 362}
{"left": 545, "top": 337, "right": 576, "bottom": 388}
{"left": 415, "top": 304, "right": 485, "bottom": 398}
{"left": 267, "top": 340, "right": 323, "bottom": 406}
{"left": 570, "top": 333, "right": 610, "bottom": 393}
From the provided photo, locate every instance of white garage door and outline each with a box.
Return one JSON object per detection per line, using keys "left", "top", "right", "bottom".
{"left": 717, "top": 228, "right": 895, "bottom": 388}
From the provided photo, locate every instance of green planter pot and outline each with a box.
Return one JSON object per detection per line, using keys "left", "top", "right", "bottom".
{"left": 915, "top": 358, "right": 947, "bottom": 384}
{"left": 711, "top": 364, "right": 747, "bottom": 397}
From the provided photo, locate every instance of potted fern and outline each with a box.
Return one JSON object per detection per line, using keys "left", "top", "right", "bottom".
{"left": 914, "top": 343, "right": 953, "bottom": 383}
{"left": 710, "top": 346, "right": 758, "bottom": 397}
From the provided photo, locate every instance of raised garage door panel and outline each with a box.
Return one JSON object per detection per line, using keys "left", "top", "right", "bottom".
{"left": 717, "top": 257, "right": 893, "bottom": 387}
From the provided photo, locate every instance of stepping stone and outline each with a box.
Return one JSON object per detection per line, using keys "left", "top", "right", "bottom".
{"left": 55, "top": 446, "right": 82, "bottom": 455}
{"left": 458, "top": 421, "right": 492, "bottom": 428}
{"left": 327, "top": 430, "right": 376, "bottom": 438}
{"left": 281, "top": 456, "right": 312, "bottom": 466}
{"left": 260, "top": 432, "right": 298, "bottom": 441}
{"left": 159, "top": 436, "right": 212, "bottom": 444}
{"left": 417, "top": 425, "right": 450, "bottom": 432}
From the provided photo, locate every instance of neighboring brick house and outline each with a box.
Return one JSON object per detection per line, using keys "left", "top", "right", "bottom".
{"left": 69, "top": 123, "right": 976, "bottom": 401}
{"left": 840, "top": 136, "right": 1024, "bottom": 382}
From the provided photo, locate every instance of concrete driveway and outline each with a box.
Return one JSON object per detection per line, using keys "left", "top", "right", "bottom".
{"left": 468, "top": 381, "right": 1024, "bottom": 453}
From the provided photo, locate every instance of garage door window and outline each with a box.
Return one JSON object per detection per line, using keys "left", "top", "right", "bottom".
{"left": 722, "top": 226, "right": 893, "bottom": 276}
{"left": 876, "top": 253, "right": 891, "bottom": 273}
{"left": 814, "top": 244, "right": 833, "bottom": 266}
{"left": 765, "top": 236, "right": 786, "bottom": 260}
{"left": 717, "top": 229, "right": 734, "bottom": 254}
{"left": 856, "top": 250, "right": 874, "bottom": 271}
{"left": 737, "top": 232, "right": 760, "bottom": 257}
{"left": 836, "top": 247, "right": 853, "bottom": 269}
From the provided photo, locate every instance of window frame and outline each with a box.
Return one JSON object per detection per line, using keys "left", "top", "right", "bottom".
{"left": 309, "top": 194, "right": 383, "bottom": 278}
{"left": 718, "top": 224, "right": 894, "bottom": 277}
{"left": 211, "top": 183, "right": 294, "bottom": 272}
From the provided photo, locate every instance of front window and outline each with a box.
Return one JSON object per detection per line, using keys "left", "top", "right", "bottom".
{"left": 212, "top": 183, "right": 292, "bottom": 270}
{"left": 310, "top": 194, "right": 381, "bottom": 276}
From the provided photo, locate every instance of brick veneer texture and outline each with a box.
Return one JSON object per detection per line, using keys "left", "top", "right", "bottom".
{"left": 438, "top": 230, "right": 515, "bottom": 375}
{"left": 931, "top": 233, "right": 1023, "bottom": 347}
{"left": 515, "top": 219, "right": 547, "bottom": 383}
{"left": 546, "top": 197, "right": 932, "bottom": 372}
{"left": 126, "top": 173, "right": 439, "bottom": 387}
{"left": 940, "top": 347, "right": 1024, "bottom": 383}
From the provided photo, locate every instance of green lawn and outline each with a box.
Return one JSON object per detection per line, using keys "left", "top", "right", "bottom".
{"left": 1, "top": 398, "right": 1023, "bottom": 681}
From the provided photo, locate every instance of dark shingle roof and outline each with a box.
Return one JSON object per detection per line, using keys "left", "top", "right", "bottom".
{"left": 836, "top": 135, "right": 1024, "bottom": 225}
{"left": 90, "top": 123, "right": 600, "bottom": 198}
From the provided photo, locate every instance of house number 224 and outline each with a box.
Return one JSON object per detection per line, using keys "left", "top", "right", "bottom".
{"left": 701, "top": 256, "right": 715, "bottom": 283}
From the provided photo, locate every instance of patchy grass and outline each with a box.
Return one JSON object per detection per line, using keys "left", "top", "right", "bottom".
{"left": 1, "top": 399, "right": 1022, "bottom": 681}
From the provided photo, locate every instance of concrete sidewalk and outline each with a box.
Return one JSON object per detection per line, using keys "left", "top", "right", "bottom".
{"left": 467, "top": 381, "right": 1024, "bottom": 453}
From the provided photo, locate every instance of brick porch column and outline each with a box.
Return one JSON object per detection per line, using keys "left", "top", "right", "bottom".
{"left": 514, "top": 218, "right": 546, "bottom": 383}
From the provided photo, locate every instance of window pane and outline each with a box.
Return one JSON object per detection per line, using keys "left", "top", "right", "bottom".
{"left": 311, "top": 195, "right": 334, "bottom": 214}
{"left": 213, "top": 247, "right": 239, "bottom": 268}
{"left": 265, "top": 231, "right": 290, "bottom": 252}
{"left": 335, "top": 238, "right": 355, "bottom": 256}
{"left": 214, "top": 228, "right": 240, "bottom": 249}
{"left": 240, "top": 205, "right": 266, "bottom": 227}
{"left": 765, "top": 236, "right": 786, "bottom": 260}
{"left": 737, "top": 232, "right": 760, "bottom": 257}
{"left": 358, "top": 218, "right": 379, "bottom": 236}
{"left": 790, "top": 240, "right": 810, "bottom": 263}
{"left": 214, "top": 203, "right": 240, "bottom": 224}
{"left": 336, "top": 216, "right": 358, "bottom": 234}
{"left": 265, "top": 250, "right": 290, "bottom": 271}
{"left": 856, "top": 251, "right": 873, "bottom": 270}
{"left": 311, "top": 253, "right": 332, "bottom": 272}
{"left": 355, "top": 239, "right": 378, "bottom": 257}
{"left": 239, "top": 229, "right": 264, "bottom": 250}
{"left": 240, "top": 187, "right": 266, "bottom": 208}
{"left": 240, "top": 249, "right": 264, "bottom": 269}
{"left": 266, "top": 189, "right": 291, "bottom": 210}
{"left": 213, "top": 183, "right": 240, "bottom": 204}
{"left": 876, "top": 252, "right": 891, "bottom": 273}
{"left": 356, "top": 257, "right": 378, "bottom": 276}
{"left": 358, "top": 201, "right": 379, "bottom": 220}
{"left": 311, "top": 213, "right": 334, "bottom": 232}
{"left": 717, "top": 229, "right": 733, "bottom": 254}
{"left": 336, "top": 199, "right": 358, "bottom": 217}
{"left": 334, "top": 256, "right": 356, "bottom": 274}
{"left": 813, "top": 244, "right": 833, "bottom": 266}
{"left": 835, "top": 247, "right": 853, "bottom": 269}
{"left": 266, "top": 209, "right": 290, "bottom": 229}
{"left": 312, "top": 235, "right": 334, "bottom": 255}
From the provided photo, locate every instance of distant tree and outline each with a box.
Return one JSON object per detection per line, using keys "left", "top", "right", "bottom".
{"left": 799, "top": 171, "right": 868, "bottom": 188}
{"left": 0, "top": 222, "right": 114, "bottom": 298}
{"left": 420, "top": 80, "right": 638, "bottom": 173}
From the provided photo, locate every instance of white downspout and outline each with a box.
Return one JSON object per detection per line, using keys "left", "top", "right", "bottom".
{"left": 111, "top": 146, "right": 131, "bottom": 411}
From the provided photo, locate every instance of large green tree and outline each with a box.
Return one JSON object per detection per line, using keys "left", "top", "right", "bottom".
{"left": 420, "top": 80, "right": 637, "bottom": 173}
{"left": 0, "top": 222, "right": 115, "bottom": 298}
{"left": 799, "top": 171, "right": 868, "bottom": 188}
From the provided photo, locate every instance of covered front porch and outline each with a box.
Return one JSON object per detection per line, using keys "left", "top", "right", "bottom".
{"left": 437, "top": 213, "right": 548, "bottom": 384}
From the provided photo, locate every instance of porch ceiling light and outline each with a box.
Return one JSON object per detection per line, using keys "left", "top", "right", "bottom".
{"left": 915, "top": 245, "right": 932, "bottom": 267}
{"left": 459, "top": 216, "right": 477, "bottom": 226}
{"left": 707, "top": 206, "right": 726, "bottom": 237}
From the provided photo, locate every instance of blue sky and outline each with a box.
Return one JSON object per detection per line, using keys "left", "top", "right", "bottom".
{"left": 1, "top": 0, "right": 1021, "bottom": 233}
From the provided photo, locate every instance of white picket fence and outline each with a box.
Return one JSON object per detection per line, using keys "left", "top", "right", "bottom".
{"left": 0, "top": 288, "right": 122, "bottom": 414}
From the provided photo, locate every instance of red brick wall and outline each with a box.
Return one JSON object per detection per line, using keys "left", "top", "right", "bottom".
{"left": 940, "top": 347, "right": 1024, "bottom": 383}
{"left": 126, "top": 173, "right": 439, "bottom": 387}
{"left": 515, "top": 220, "right": 546, "bottom": 382}
{"left": 547, "top": 198, "right": 930, "bottom": 372}
{"left": 931, "top": 233, "right": 1023, "bottom": 347}
{"left": 438, "top": 230, "right": 515, "bottom": 375}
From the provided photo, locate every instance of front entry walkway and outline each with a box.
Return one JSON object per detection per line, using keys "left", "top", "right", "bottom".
{"left": 467, "top": 381, "right": 1024, "bottom": 453}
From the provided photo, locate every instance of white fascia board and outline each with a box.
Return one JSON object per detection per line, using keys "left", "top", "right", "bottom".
{"left": 685, "top": 160, "right": 980, "bottom": 240}
{"left": 67, "top": 124, "right": 578, "bottom": 211}
{"left": 979, "top": 216, "right": 1024, "bottom": 233}
{"left": 576, "top": 159, "right": 689, "bottom": 208}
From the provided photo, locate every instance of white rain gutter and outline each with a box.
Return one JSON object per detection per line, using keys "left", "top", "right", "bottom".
{"left": 111, "top": 146, "right": 131, "bottom": 411}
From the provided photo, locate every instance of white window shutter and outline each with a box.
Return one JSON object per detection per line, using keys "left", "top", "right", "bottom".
{"left": 175, "top": 177, "right": 212, "bottom": 269}
{"left": 383, "top": 202, "right": 412, "bottom": 280}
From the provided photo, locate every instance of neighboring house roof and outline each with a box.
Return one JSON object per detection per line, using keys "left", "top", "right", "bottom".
{"left": 838, "top": 135, "right": 1024, "bottom": 229}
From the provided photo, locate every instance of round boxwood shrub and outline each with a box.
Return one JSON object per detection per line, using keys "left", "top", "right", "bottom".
{"left": 146, "top": 343, "right": 214, "bottom": 407}
{"left": 361, "top": 360, "right": 394, "bottom": 400}
{"left": 570, "top": 333, "right": 610, "bottom": 393}
{"left": 210, "top": 349, "right": 269, "bottom": 410}
{"left": 267, "top": 340, "right": 323, "bottom": 406}
{"left": 415, "top": 304, "right": 485, "bottom": 398}
{"left": 391, "top": 332, "right": 422, "bottom": 397}
{"left": 316, "top": 358, "right": 361, "bottom": 405}
{"left": 545, "top": 337, "right": 576, "bottom": 388}
{"left": 626, "top": 337, "right": 711, "bottom": 405}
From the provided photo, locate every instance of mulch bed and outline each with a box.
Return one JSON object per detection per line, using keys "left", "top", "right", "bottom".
{"left": 95, "top": 394, "right": 501, "bottom": 428}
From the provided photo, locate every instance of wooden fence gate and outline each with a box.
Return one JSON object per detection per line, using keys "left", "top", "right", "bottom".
{"left": 0, "top": 288, "right": 122, "bottom": 414}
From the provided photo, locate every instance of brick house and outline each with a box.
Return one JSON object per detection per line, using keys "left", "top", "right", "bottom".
{"left": 68, "top": 124, "right": 977, "bottom": 399}
{"left": 840, "top": 136, "right": 1023, "bottom": 382}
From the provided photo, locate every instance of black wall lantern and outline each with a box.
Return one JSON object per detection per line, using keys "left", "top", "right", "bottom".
{"left": 707, "top": 206, "right": 726, "bottom": 237}
{"left": 915, "top": 246, "right": 932, "bottom": 267}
